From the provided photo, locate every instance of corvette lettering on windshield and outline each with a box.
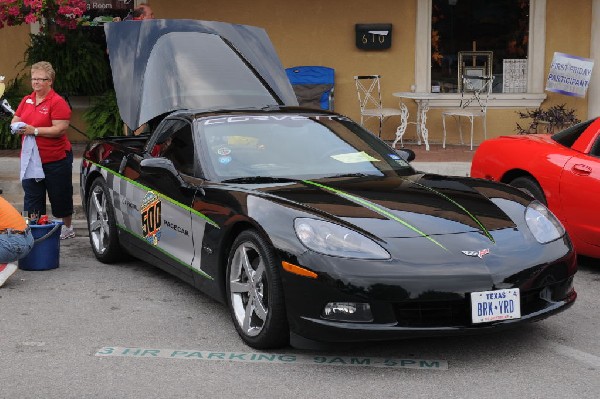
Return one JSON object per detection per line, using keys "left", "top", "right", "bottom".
{"left": 201, "top": 115, "right": 352, "bottom": 125}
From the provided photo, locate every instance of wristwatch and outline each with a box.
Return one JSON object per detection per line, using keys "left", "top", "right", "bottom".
{"left": 34, "top": 128, "right": 38, "bottom": 136}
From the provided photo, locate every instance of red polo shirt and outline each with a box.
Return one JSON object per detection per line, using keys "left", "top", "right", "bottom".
{"left": 15, "top": 89, "right": 72, "bottom": 164}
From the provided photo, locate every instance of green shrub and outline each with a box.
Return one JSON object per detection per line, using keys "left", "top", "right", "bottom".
{"left": 23, "top": 30, "right": 111, "bottom": 96}
{"left": 83, "top": 89, "right": 123, "bottom": 140}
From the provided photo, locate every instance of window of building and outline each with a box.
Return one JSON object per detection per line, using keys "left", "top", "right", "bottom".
{"left": 414, "top": 0, "right": 546, "bottom": 108}
{"left": 431, "top": 0, "right": 529, "bottom": 94}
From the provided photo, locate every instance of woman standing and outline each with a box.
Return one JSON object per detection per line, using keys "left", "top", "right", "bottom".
{"left": 11, "top": 61, "right": 75, "bottom": 239}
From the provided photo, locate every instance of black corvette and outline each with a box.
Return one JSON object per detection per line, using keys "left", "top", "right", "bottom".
{"left": 80, "top": 19, "right": 576, "bottom": 349}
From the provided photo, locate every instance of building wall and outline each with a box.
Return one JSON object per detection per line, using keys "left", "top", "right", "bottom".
{"left": 154, "top": 0, "right": 417, "bottom": 140}
{"left": 0, "top": 24, "right": 30, "bottom": 82}
{"left": 154, "top": 0, "right": 597, "bottom": 143}
{"left": 1, "top": 1, "right": 595, "bottom": 144}
{"left": 543, "top": 0, "right": 591, "bottom": 118}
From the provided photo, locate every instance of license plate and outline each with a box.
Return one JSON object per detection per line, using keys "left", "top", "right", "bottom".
{"left": 470, "top": 288, "right": 521, "bottom": 324}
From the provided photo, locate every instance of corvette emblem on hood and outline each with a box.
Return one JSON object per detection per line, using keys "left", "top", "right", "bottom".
{"left": 462, "top": 249, "right": 490, "bottom": 258}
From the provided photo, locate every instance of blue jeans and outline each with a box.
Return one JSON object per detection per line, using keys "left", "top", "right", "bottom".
{"left": 0, "top": 230, "right": 34, "bottom": 263}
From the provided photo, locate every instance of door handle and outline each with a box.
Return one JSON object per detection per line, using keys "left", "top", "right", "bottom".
{"left": 571, "top": 163, "right": 592, "bottom": 176}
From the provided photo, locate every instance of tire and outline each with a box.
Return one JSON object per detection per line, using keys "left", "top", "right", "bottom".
{"left": 87, "top": 177, "right": 124, "bottom": 263}
{"left": 226, "top": 230, "right": 289, "bottom": 349}
{"left": 510, "top": 176, "right": 547, "bottom": 205}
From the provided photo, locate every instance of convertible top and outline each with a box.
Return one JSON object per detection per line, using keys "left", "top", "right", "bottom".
{"left": 105, "top": 19, "right": 298, "bottom": 130}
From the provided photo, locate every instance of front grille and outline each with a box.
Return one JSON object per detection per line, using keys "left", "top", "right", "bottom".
{"left": 393, "top": 300, "right": 469, "bottom": 327}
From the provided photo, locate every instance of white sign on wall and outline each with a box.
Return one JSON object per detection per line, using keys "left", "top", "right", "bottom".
{"left": 85, "top": 0, "right": 132, "bottom": 10}
{"left": 503, "top": 59, "right": 527, "bottom": 93}
{"left": 546, "top": 52, "right": 594, "bottom": 97}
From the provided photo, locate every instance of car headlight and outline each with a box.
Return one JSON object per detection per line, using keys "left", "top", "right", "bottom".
{"left": 294, "top": 218, "right": 390, "bottom": 259}
{"left": 525, "top": 201, "right": 565, "bottom": 244}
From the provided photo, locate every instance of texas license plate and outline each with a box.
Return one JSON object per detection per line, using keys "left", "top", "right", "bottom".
{"left": 470, "top": 288, "right": 521, "bottom": 324}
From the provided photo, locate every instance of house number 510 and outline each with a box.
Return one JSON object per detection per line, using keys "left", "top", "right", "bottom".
{"left": 362, "top": 34, "right": 386, "bottom": 44}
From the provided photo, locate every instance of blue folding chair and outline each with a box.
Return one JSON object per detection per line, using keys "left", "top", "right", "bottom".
{"left": 285, "top": 66, "right": 334, "bottom": 111}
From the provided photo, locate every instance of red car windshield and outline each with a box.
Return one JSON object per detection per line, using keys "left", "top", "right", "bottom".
{"left": 552, "top": 118, "right": 596, "bottom": 148}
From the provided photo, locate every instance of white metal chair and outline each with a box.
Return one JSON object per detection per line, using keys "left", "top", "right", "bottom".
{"left": 354, "top": 75, "right": 404, "bottom": 137}
{"left": 442, "top": 75, "right": 494, "bottom": 150}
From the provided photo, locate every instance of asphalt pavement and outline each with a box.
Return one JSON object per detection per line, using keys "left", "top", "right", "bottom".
{"left": 3, "top": 144, "right": 599, "bottom": 399}
{"left": 0, "top": 235, "right": 598, "bottom": 398}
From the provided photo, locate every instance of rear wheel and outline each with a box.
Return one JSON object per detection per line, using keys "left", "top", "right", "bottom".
{"left": 87, "top": 177, "right": 123, "bottom": 263}
{"left": 226, "top": 230, "right": 289, "bottom": 349}
{"left": 510, "top": 176, "right": 547, "bottom": 205}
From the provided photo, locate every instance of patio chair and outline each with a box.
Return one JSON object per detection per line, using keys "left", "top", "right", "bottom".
{"left": 442, "top": 74, "right": 494, "bottom": 150}
{"left": 285, "top": 66, "right": 334, "bottom": 110}
{"left": 354, "top": 75, "right": 403, "bottom": 137}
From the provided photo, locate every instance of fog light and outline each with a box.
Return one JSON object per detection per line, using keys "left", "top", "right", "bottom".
{"left": 322, "top": 302, "right": 373, "bottom": 322}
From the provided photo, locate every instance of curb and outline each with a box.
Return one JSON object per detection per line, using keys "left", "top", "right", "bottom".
{"left": 69, "top": 217, "right": 89, "bottom": 238}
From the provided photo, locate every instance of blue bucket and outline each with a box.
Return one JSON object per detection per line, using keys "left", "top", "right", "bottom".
{"left": 18, "top": 221, "right": 63, "bottom": 271}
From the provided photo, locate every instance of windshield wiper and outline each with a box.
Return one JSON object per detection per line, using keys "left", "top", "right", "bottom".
{"left": 221, "top": 176, "right": 298, "bottom": 184}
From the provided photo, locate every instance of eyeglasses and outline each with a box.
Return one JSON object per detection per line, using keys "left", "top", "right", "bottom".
{"left": 31, "top": 78, "right": 50, "bottom": 82}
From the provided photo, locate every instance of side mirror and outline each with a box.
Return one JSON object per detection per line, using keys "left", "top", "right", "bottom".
{"left": 397, "top": 148, "right": 416, "bottom": 163}
{"left": 140, "top": 157, "right": 179, "bottom": 175}
{"left": 140, "top": 157, "right": 190, "bottom": 185}
{"left": 140, "top": 157, "right": 203, "bottom": 193}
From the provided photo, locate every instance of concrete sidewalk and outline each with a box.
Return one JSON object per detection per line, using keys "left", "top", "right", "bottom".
{"left": 0, "top": 143, "right": 473, "bottom": 238}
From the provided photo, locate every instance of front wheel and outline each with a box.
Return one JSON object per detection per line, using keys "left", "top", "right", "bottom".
{"left": 510, "top": 176, "right": 547, "bottom": 205}
{"left": 226, "top": 230, "right": 289, "bottom": 349}
{"left": 87, "top": 177, "right": 124, "bottom": 263}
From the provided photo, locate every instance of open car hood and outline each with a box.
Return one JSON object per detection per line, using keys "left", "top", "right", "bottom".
{"left": 105, "top": 19, "right": 298, "bottom": 130}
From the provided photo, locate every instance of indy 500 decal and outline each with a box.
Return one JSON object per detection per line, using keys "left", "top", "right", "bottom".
{"left": 141, "top": 191, "right": 162, "bottom": 245}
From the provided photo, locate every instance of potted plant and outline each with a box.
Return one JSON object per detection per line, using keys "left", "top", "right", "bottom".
{"left": 515, "top": 104, "right": 580, "bottom": 134}
{"left": 0, "top": 1, "right": 86, "bottom": 35}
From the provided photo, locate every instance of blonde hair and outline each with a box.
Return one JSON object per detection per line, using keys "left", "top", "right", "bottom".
{"left": 31, "top": 61, "right": 55, "bottom": 82}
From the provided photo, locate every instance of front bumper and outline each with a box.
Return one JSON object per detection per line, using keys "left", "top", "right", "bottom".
{"left": 280, "top": 245, "right": 577, "bottom": 344}
{"left": 288, "top": 283, "right": 576, "bottom": 343}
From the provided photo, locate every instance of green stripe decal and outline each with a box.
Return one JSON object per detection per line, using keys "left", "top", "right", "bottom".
{"left": 303, "top": 180, "right": 448, "bottom": 251}
{"left": 117, "top": 223, "right": 213, "bottom": 280}
{"left": 408, "top": 180, "right": 495, "bottom": 243}
{"left": 91, "top": 161, "right": 219, "bottom": 228}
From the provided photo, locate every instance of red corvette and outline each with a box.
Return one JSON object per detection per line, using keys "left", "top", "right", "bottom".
{"left": 471, "top": 117, "right": 600, "bottom": 259}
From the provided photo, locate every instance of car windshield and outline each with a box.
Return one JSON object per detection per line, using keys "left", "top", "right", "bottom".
{"left": 551, "top": 117, "right": 596, "bottom": 148}
{"left": 195, "top": 113, "right": 414, "bottom": 181}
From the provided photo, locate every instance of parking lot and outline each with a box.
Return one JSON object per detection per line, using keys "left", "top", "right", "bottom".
{"left": 0, "top": 237, "right": 598, "bottom": 398}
